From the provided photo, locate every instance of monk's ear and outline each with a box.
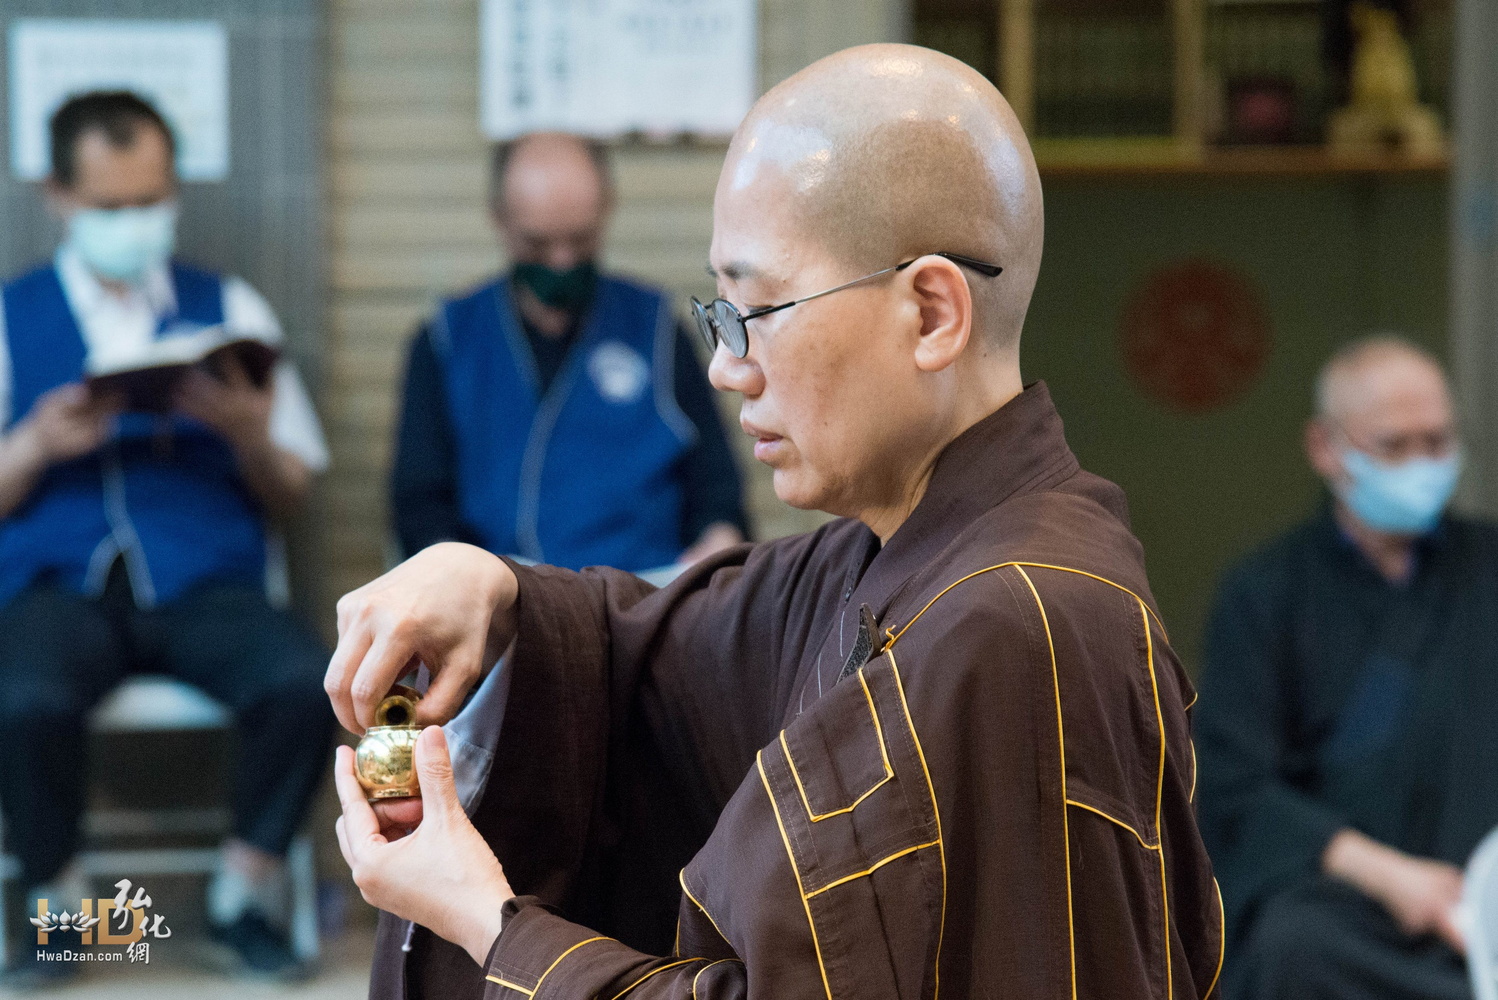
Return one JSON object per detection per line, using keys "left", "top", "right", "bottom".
{"left": 907, "top": 255, "right": 973, "bottom": 373}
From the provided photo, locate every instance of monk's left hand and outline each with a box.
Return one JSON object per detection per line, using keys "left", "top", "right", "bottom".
{"left": 334, "top": 726, "right": 514, "bottom": 964}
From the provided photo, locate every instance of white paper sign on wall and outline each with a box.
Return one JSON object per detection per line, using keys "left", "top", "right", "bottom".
{"left": 8, "top": 19, "right": 230, "bottom": 182}
{"left": 480, "top": 0, "right": 756, "bottom": 140}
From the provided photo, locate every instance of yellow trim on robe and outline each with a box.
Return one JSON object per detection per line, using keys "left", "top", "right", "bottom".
{"left": 1064, "top": 798, "right": 1159, "bottom": 850}
{"left": 804, "top": 840, "right": 942, "bottom": 899}
{"left": 484, "top": 975, "right": 535, "bottom": 996}
{"left": 883, "top": 561, "right": 1169, "bottom": 651}
{"left": 678, "top": 868, "right": 731, "bottom": 946}
{"left": 757, "top": 750, "right": 835, "bottom": 1000}
{"left": 888, "top": 651, "right": 950, "bottom": 1000}
{"left": 606, "top": 958, "right": 700, "bottom": 999}
{"left": 1207, "top": 878, "right": 1227, "bottom": 998}
{"left": 1140, "top": 599, "right": 1173, "bottom": 1000}
{"left": 523, "top": 935, "right": 610, "bottom": 996}
{"left": 691, "top": 958, "right": 744, "bottom": 999}
{"left": 1015, "top": 566, "right": 1078, "bottom": 1000}
{"left": 781, "top": 667, "right": 894, "bottom": 821}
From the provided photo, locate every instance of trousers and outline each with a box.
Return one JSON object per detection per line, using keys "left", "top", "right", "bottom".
{"left": 1227, "top": 877, "right": 1470, "bottom": 1000}
{"left": 0, "top": 562, "right": 335, "bottom": 890}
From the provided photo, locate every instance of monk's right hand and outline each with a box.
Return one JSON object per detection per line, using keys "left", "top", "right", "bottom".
{"left": 325, "top": 542, "right": 519, "bottom": 734}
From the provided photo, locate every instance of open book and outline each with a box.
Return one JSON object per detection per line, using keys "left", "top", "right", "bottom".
{"left": 85, "top": 323, "right": 279, "bottom": 413}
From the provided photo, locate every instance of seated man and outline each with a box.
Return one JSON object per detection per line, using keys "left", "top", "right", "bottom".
{"left": 391, "top": 132, "right": 748, "bottom": 573}
{"left": 1196, "top": 335, "right": 1498, "bottom": 1000}
{"left": 0, "top": 92, "right": 334, "bottom": 981}
{"left": 330, "top": 44, "right": 1224, "bottom": 999}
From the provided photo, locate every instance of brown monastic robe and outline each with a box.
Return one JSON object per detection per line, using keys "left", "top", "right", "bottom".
{"left": 369, "top": 382, "right": 1224, "bottom": 999}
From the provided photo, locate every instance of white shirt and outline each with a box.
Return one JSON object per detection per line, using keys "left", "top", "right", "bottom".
{"left": 0, "top": 247, "right": 329, "bottom": 473}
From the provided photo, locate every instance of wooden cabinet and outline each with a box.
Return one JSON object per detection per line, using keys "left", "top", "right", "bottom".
{"left": 912, "top": 0, "right": 1453, "bottom": 177}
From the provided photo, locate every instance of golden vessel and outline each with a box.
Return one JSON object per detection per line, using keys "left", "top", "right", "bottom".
{"left": 355, "top": 685, "right": 423, "bottom": 800}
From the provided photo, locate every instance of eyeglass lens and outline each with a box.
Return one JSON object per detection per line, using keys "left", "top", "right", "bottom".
{"left": 711, "top": 300, "right": 748, "bottom": 357}
{"left": 691, "top": 298, "right": 714, "bottom": 352}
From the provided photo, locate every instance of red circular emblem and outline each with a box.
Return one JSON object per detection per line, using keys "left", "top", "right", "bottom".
{"left": 1120, "top": 260, "right": 1272, "bottom": 413}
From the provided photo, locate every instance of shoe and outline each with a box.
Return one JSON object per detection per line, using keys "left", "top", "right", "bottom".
{"left": 205, "top": 910, "right": 309, "bottom": 981}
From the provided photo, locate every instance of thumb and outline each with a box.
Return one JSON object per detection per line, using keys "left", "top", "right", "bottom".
{"left": 413, "top": 725, "right": 461, "bottom": 818}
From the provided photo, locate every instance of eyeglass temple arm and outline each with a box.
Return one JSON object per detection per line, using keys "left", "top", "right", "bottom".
{"left": 935, "top": 252, "right": 1003, "bottom": 277}
{"left": 740, "top": 264, "right": 906, "bottom": 322}
{"left": 739, "top": 253, "right": 1001, "bottom": 322}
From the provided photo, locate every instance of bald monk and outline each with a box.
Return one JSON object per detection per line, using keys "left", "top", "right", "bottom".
{"left": 1197, "top": 336, "right": 1498, "bottom": 999}
{"left": 330, "top": 44, "right": 1224, "bottom": 999}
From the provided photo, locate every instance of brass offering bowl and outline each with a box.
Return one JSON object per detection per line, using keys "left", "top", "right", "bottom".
{"left": 355, "top": 685, "right": 423, "bottom": 800}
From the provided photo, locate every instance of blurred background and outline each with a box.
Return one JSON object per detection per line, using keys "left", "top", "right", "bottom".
{"left": 0, "top": 0, "right": 1494, "bottom": 994}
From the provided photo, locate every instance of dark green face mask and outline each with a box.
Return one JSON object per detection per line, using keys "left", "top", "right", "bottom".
{"left": 512, "top": 260, "right": 599, "bottom": 312}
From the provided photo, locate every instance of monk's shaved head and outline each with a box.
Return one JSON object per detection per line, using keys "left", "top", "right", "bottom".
{"left": 720, "top": 44, "right": 1043, "bottom": 350}
{"left": 1315, "top": 335, "right": 1447, "bottom": 423}
{"left": 709, "top": 44, "right": 1039, "bottom": 533}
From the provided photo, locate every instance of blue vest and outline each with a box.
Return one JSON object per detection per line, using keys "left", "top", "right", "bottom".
{"left": 436, "top": 275, "right": 696, "bottom": 572}
{"left": 0, "top": 261, "right": 267, "bottom": 607}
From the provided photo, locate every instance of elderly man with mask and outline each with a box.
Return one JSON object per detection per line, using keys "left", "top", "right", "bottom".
{"left": 1196, "top": 336, "right": 1498, "bottom": 1000}
{"left": 0, "top": 91, "right": 333, "bottom": 982}
{"left": 390, "top": 133, "right": 747, "bottom": 574}
{"left": 331, "top": 45, "right": 1223, "bottom": 999}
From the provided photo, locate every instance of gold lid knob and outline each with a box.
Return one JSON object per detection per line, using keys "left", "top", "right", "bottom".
{"left": 373, "top": 684, "right": 421, "bottom": 728}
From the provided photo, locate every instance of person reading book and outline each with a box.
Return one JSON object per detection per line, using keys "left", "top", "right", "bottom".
{"left": 331, "top": 44, "right": 1224, "bottom": 1000}
{"left": 0, "top": 90, "right": 334, "bottom": 984}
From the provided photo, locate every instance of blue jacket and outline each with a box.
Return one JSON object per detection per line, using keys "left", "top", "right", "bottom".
{"left": 435, "top": 275, "right": 696, "bottom": 572}
{"left": 0, "top": 261, "right": 266, "bottom": 607}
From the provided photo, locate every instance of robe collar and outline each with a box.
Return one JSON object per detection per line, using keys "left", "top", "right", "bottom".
{"left": 805, "top": 381, "right": 1080, "bottom": 697}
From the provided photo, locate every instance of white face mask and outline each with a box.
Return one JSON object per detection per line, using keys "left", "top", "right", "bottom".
{"left": 65, "top": 202, "right": 178, "bottom": 283}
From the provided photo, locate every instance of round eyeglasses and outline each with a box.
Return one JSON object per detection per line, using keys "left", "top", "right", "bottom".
{"left": 691, "top": 252, "right": 1002, "bottom": 359}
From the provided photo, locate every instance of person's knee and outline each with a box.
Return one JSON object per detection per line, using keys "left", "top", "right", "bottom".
{"left": 1234, "top": 883, "right": 1367, "bottom": 995}
{"left": 244, "top": 630, "right": 335, "bottom": 731}
{"left": 1242, "top": 894, "right": 1331, "bottom": 969}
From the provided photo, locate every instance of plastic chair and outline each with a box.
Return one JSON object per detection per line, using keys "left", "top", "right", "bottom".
{"left": 1460, "top": 824, "right": 1498, "bottom": 1000}
{"left": 0, "top": 675, "right": 318, "bottom": 967}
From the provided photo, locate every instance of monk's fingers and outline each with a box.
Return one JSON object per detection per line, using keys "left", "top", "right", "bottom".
{"left": 324, "top": 623, "right": 374, "bottom": 736}
{"left": 348, "top": 630, "right": 420, "bottom": 733}
{"left": 372, "top": 797, "right": 424, "bottom": 839}
{"left": 334, "top": 815, "right": 352, "bottom": 868}
{"left": 333, "top": 745, "right": 386, "bottom": 851}
{"left": 411, "top": 726, "right": 462, "bottom": 822}
{"left": 413, "top": 646, "right": 483, "bottom": 727}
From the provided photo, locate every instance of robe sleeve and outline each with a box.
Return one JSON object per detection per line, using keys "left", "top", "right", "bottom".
{"left": 435, "top": 527, "right": 856, "bottom": 998}
{"left": 1194, "top": 558, "right": 1348, "bottom": 928}
{"left": 473, "top": 562, "right": 1216, "bottom": 1000}
{"left": 479, "top": 904, "right": 749, "bottom": 999}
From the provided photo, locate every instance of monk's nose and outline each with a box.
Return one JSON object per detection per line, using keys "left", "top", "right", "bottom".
{"left": 708, "top": 342, "right": 764, "bottom": 397}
